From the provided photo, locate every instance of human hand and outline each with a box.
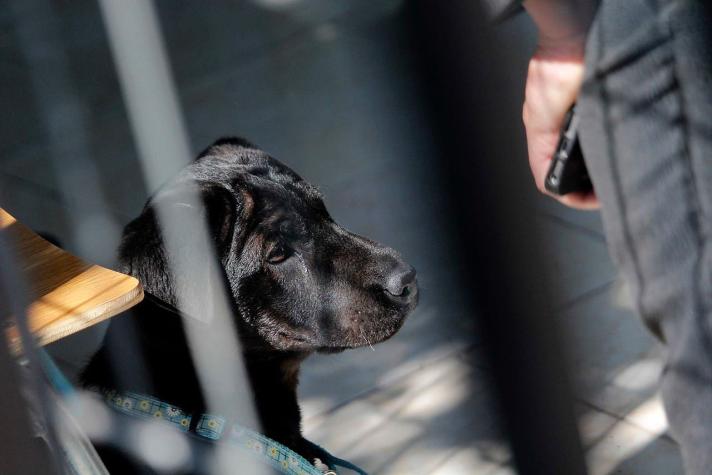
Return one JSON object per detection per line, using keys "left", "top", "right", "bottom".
{"left": 522, "top": 26, "right": 598, "bottom": 209}
{"left": 523, "top": 37, "right": 598, "bottom": 209}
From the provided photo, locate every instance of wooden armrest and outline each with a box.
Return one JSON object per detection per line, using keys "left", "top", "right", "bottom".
{"left": 1, "top": 208, "right": 143, "bottom": 349}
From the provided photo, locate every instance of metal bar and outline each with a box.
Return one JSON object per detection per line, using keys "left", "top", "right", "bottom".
{"left": 97, "top": 1, "right": 266, "bottom": 472}
{"left": 407, "top": 1, "right": 588, "bottom": 473}
{"left": 0, "top": 229, "right": 59, "bottom": 475}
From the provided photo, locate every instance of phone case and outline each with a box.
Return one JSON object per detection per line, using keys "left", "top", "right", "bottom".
{"left": 544, "top": 107, "right": 593, "bottom": 196}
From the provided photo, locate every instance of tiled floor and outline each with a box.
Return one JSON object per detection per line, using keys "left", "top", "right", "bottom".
{"left": 2, "top": 1, "right": 683, "bottom": 473}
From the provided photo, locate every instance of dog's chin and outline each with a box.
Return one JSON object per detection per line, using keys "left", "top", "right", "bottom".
{"left": 315, "top": 311, "right": 411, "bottom": 354}
{"left": 258, "top": 328, "right": 319, "bottom": 353}
{"left": 316, "top": 346, "right": 350, "bottom": 354}
{"left": 260, "top": 302, "right": 415, "bottom": 354}
{"left": 314, "top": 331, "right": 397, "bottom": 354}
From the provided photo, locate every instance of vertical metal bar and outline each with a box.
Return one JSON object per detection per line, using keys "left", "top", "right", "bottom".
{"left": 0, "top": 230, "right": 59, "bottom": 475}
{"left": 0, "top": 339, "right": 51, "bottom": 475}
{"left": 95, "top": 0, "right": 193, "bottom": 189}
{"left": 97, "top": 1, "right": 266, "bottom": 472}
{"left": 0, "top": 332, "right": 54, "bottom": 475}
{"left": 407, "top": 1, "right": 588, "bottom": 473}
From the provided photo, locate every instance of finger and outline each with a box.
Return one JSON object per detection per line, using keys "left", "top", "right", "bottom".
{"left": 558, "top": 191, "right": 600, "bottom": 210}
{"left": 528, "top": 132, "right": 600, "bottom": 210}
{"left": 526, "top": 130, "right": 560, "bottom": 193}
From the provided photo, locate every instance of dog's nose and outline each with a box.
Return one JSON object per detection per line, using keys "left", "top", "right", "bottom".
{"left": 383, "top": 265, "right": 417, "bottom": 304}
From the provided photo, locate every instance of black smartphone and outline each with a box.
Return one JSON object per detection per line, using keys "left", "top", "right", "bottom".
{"left": 544, "top": 106, "right": 592, "bottom": 196}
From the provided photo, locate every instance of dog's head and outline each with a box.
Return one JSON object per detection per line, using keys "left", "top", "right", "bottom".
{"left": 119, "top": 138, "right": 418, "bottom": 353}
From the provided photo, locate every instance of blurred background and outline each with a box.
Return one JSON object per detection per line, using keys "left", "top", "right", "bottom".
{"left": 0, "top": 0, "right": 683, "bottom": 473}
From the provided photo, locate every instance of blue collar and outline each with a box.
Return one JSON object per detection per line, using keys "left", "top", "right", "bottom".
{"left": 38, "top": 347, "right": 366, "bottom": 475}
{"left": 104, "top": 390, "right": 367, "bottom": 475}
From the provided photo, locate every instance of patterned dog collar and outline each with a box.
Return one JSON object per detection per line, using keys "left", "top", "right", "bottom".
{"left": 103, "top": 390, "right": 364, "bottom": 475}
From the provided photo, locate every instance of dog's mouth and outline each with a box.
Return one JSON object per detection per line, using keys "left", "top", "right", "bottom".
{"left": 275, "top": 330, "right": 319, "bottom": 351}
{"left": 262, "top": 289, "right": 418, "bottom": 353}
{"left": 314, "top": 308, "right": 413, "bottom": 354}
{"left": 278, "top": 331, "right": 307, "bottom": 343}
{"left": 317, "top": 346, "right": 351, "bottom": 354}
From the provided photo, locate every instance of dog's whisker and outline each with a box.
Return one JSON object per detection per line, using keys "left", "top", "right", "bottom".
{"left": 360, "top": 327, "right": 375, "bottom": 352}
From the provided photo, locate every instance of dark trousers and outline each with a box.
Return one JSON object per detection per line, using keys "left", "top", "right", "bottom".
{"left": 579, "top": 0, "right": 712, "bottom": 472}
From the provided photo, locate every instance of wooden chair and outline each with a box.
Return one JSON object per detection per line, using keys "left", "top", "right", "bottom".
{"left": 0, "top": 208, "right": 143, "bottom": 351}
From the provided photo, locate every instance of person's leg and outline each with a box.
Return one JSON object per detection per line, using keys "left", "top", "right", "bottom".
{"left": 578, "top": 0, "right": 712, "bottom": 472}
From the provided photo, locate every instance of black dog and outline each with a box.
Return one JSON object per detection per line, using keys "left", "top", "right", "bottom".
{"left": 81, "top": 138, "right": 418, "bottom": 473}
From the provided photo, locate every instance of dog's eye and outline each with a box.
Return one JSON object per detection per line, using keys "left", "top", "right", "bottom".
{"left": 267, "top": 244, "right": 292, "bottom": 264}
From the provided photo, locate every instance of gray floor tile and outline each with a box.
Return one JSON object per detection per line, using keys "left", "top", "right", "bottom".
{"left": 578, "top": 404, "right": 682, "bottom": 475}
{"left": 303, "top": 354, "right": 506, "bottom": 475}
{"left": 0, "top": 58, "right": 44, "bottom": 158}
{"left": 558, "top": 283, "right": 667, "bottom": 425}
{"left": 1, "top": 106, "right": 148, "bottom": 220}
{"left": 0, "top": 172, "right": 73, "bottom": 243}
{"left": 299, "top": 317, "right": 473, "bottom": 422}
{"left": 156, "top": 0, "right": 406, "bottom": 92}
{"left": 0, "top": 157, "right": 134, "bottom": 267}
{"left": 432, "top": 452, "right": 515, "bottom": 475}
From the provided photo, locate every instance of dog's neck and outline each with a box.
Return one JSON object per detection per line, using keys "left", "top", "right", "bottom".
{"left": 81, "top": 296, "right": 310, "bottom": 445}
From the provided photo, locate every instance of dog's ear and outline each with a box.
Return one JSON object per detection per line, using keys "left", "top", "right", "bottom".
{"left": 119, "top": 181, "right": 250, "bottom": 319}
